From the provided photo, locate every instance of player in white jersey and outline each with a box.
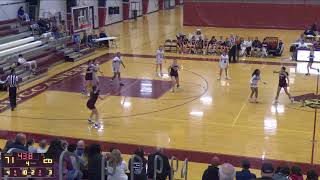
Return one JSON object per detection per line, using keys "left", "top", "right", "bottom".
{"left": 217, "top": 51, "right": 231, "bottom": 80}
{"left": 249, "top": 69, "right": 266, "bottom": 103}
{"left": 155, "top": 46, "right": 165, "bottom": 76}
{"left": 92, "top": 59, "right": 103, "bottom": 88}
{"left": 111, "top": 52, "right": 126, "bottom": 86}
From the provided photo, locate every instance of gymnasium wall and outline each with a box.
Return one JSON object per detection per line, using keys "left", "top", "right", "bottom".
{"left": 39, "top": 0, "right": 67, "bottom": 20}
{"left": 147, "top": 0, "right": 159, "bottom": 13}
{"left": 0, "top": 0, "right": 27, "bottom": 21}
{"left": 105, "top": 0, "right": 123, "bottom": 25}
{"left": 183, "top": 1, "right": 320, "bottom": 29}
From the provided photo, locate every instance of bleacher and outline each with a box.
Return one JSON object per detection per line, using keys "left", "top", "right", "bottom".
{"left": 0, "top": 18, "right": 95, "bottom": 88}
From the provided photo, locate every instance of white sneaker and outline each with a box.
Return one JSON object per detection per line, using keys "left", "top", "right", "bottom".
{"left": 217, "top": 77, "right": 221, "bottom": 80}
{"left": 94, "top": 122, "right": 101, "bottom": 128}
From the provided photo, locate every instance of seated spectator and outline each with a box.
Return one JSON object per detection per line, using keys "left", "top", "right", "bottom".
{"left": 219, "top": 163, "right": 236, "bottom": 180}
{"left": 99, "top": 29, "right": 109, "bottom": 47}
{"left": 304, "top": 27, "right": 316, "bottom": 36}
{"left": 18, "top": 6, "right": 30, "bottom": 21}
{"left": 202, "top": 156, "right": 220, "bottom": 180}
{"left": 107, "top": 149, "right": 128, "bottom": 180}
{"left": 59, "top": 20, "right": 66, "bottom": 35}
{"left": 6, "top": 133, "right": 28, "bottom": 153}
{"left": 76, "top": 140, "right": 85, "bottom": 158}
{"left": 298, "top": 39, "right": 308, "bottom": 48}
{"left": 17, "top": 54, "right": 37, "bottom": 71}
{"left": 275, "top": 40, "right": 284, "bottom": 56}
{"left": 251, "top": 37, "right": 262, "bottom": 57}
{"left": 147, "top": 148, "right": 171, "bottom": 180}
{"left": 87, "top": 143, "right": 102, "bottom": 180}
{"left": 67, "top": 143, "right": 83, "bottom": 179}
{"left": 51, "top": 23, "right": 60, "bottom": 39}
{"left": 26, "top": 138, "right": 37, "bottom": 153}
{"left": 37, "top": 139, "right": 48, "bottom": 153}
{"left": 311, "top": 22, "right": 318, "bottom": 33}
{"left": 194, "top": 29, "right": 204, "bottom": 41}
{"left": 241, "top": 38, "right": 252, "bottom": 57}
{"left": 289, "top": 166, "right": 303, "bottom": 180}
{"left": 61, "top": 139, "right": 68, "bottom": 150}
{"left": 306, "top": 170, "right": 318, "bottom": 180}
{"left": 256, "top": 163, "right": 274, "bottom": 180}
{"left": 236, "top": 160, "right": 256, "bottom": 180}
{"left": 2, "top": 139, "right": 14, "bottom": 153}
{"left": 273, "top": 165, "right": 290, "bottom": 180}
{"left": 128, "top": 147, "right": 148, "bottom": 180}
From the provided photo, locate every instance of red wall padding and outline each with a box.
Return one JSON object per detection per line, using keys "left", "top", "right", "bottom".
{"left": 123, "top": 3, "right": 129, "bottom": 20}
{"left": 143, "top": 0, "right": 149, "bottom": 14}
{"left": 98, "top": 7, "right": 106, "bottom": 27}
{"left": 183, "top": 2, "right": 320, "bottom": 30}
{"left": 159, "top": 0, "right": 164, "bottom": 10}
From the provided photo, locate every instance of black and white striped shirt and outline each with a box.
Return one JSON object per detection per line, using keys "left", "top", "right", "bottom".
{"left": 6, "top": 74, "right": 19, "bottom": 88}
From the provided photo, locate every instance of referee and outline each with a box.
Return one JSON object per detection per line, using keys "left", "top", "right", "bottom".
{"left": 6, "top": 69, "right": 19, "bottom": 111}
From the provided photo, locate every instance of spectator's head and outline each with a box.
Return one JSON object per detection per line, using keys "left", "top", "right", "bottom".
{"left": 155, "top": 147, "right": 164, "bottom": 154}
{"left": 3, "top": 139, "right": 14, "bottom": 152}
{"left": 18, "top": 54, "right": 23, "bottom": 58}
{"left": 19, "top": 6, "right": 23, "bottom": 10}
{"left": 306, "top": 170, "right": 318, "bottom": 180}
{"left": 241, "top": 159, "right": 251, "bottom": 170}
{"left": 210, "top": 156, "right": 220, "bottom": 167}
{"left": 67, "top": 144, "right": 77, "bottom": 153}
{"left": 61, "top": 140, "right": 68, "bottom": 150}
{"left": 26, "top": 138, "right": 34, "bottom": 147}
{"left": 15, "top": 133, "right": 26, "bottom": 146}
{"left": 46, "top": 139, "right": 64, "bottom": 160}
{"left": 76, "top": 140, "right": 85, "bottom": 156}
{"left": 291, "top": 166, "right": 302, "bottom": 176}
{"left": 109, "top": 149, "right": 123, "bottom": 166}
{"left": 134, "top": 147, "right": 145, "bottom": 158}
{"left": 11, "top": 68, "right": 15, "bottom": 74}
{"left": 279, "top": 165, "right": 290, "bottom": 176}
{"left": 261, "top": 163, "right": 274, "bottom": 177}
{"left": 219, "top": 163, "right": 235, "bottom": 180}
{"left": 39, "top": 139, "right": 47, "bottom": 149}
{"left": 87, "top": 143, "right": 101, "bottom": 158}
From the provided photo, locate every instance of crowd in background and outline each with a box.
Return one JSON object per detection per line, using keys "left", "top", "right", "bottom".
{"left": 0, "top": 133, "right": 319, "bottom": 180}
{"left": 175, "top": 29, "right": 284, "bottom": 61}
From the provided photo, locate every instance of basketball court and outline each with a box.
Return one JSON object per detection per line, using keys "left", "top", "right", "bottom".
{"left": 0, "top": 6, "right": 320, "bottom": 177}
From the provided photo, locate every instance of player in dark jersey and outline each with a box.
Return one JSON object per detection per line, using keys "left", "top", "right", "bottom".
{"left": 274, "top": 66, "right": 294, "bottom": 104}
{"left": 168, "top": 59, "right": 180, "bottom": 92}
{"left": 87, "top": 86, "right": 105, "bottom": 128}
{"left": 306, "top": 49, "right": 319, "bottom": 76}
{"left": 82, "top": 60, "right": 93, "bottom": 96}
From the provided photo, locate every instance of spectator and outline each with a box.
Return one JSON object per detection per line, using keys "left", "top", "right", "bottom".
{"left": 76, "top": 140, "right": 85, "bottom": 157}
{"left": 46, "top": 139, "right": 64, "bottom": 160}
{"left": 128, "top": 147, "right": 148, "bottom": 180}
{"left": 26, "top": 138, "right": 37, "bottom": 153}
{"left": 304, "top": 27, "right": 316, "bottom": 36}
{"left": 273, "top": 165, "right": 290, "bottom": 180}
{"left": 298, "top": 39, "right": 308, "bottom": 48}
{"left": 2, "top": 139, "right": 14, "bottom": 153}
{"left": 87, "top": 143, "right": 102, "bottom": 180}
{"left": 252, "top": 37, "right": 262, "bottom": 57}
{"left": 256, "top": 163, "right": 274, "bottom": 180}
{"left": 107, "top": 149, "right": 128, "bottom": 180}
{"left": 147, "top": 148, "right": 171, "bottom": 180}
{"left": 202, "top": 156, "right": 220, "bottom": 180}
{"left": 311, "top": 23, "right": 318, "bottom": 33}
{"left": 275, "top": 40, "right": 284, "bottom": 56}
{"left": 17, "top": 6, "right": 30, "bottom": 21}
{"left": 236, "top": 160, "right": 256, "bottom": 180}
{"left": 67, "top": 143, "right": 83, "bottom": 179}
{"left": 59, "top": 20, "right": 66, "bottom": 35}
{"left": 37, "top": 139, "right": 47, "bottom": 153}
{"left": 61, "top": 139, "right": 68, "bottom": 150}
{"left": 6, "top": 133, "right": 28, "bottom": 153}
{"left": 306, "top": 170, "right": 318, "bottom": 180}
{"left": 17, "top": 54, "right": 37, "bottom": 71}
{"left": 289, "top": 166, "right": 303, "bottom": 180}
{"left": 99, "top": 28, "right": 109, "bottom": 47}
{"left": 219, "top": 163, "right": 236, "bottom": 180}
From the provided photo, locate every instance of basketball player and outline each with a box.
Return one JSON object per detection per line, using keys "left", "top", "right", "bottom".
{"left": 168, "top": 59, "right": 180, "bottom": 92}
{"left": 249, "top": 69, "right": 266, "bottom": 103}
{"left": 306, "top": 49, "right": 319, "bottom": 76}
{"left": 217, "top": 51, "right": 231, "bottom": 80}
{"left": 87, "top": 86, "right": 105, "bottom": 128}
{"left": 111, "top": 52, "right": 126, "bottom": 86}
{"left": 92, "top": 59, "right": 104, "bottom": 88}
{"left": 155, "top": 46, "right": 165, "bottom": 76}
{"left": 274, "top": 66, "right": 294, "bottom": 104}
{"left": 82, "top": 60, "right": 93, "bottom": 96}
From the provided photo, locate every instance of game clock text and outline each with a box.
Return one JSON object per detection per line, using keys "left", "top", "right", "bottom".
{"left": 1, "top": 153, "right": 55, "bottom": 178}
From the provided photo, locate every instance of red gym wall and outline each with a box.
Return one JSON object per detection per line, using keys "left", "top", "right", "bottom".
{"left": 183, "top": 1, "right": 320, "bottom": 30}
